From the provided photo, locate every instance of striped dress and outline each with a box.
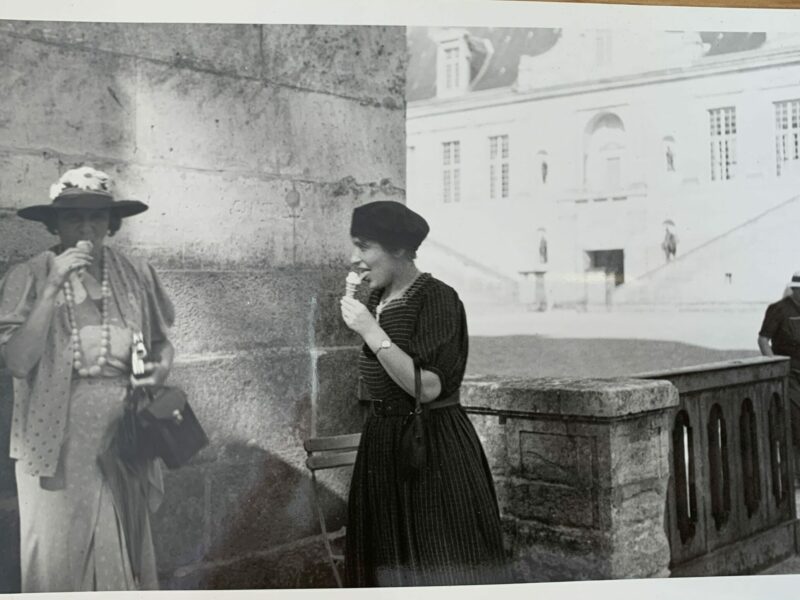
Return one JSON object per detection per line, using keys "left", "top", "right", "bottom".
{"left": 344, "top": 273, "right": 511, "bottom": 587}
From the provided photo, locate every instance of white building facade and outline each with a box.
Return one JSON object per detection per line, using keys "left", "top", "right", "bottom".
{"left": 407, "top": 29, "right": 800, "bottom": 308}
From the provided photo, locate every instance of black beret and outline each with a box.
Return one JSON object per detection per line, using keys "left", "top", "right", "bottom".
{"left": 350, "top": 201, "right": 429, "bottom": 252}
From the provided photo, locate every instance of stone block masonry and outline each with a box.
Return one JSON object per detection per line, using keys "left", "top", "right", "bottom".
{"left": 462, "top": 376, "right": 679, "bottom": 582}
{"left": 0, "top": 21, "right": 405, "bottom": 590}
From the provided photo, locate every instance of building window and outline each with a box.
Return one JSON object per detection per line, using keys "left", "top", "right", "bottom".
{"left": 489, "top": 135, "right": 509, "bottom": 199}
{"left": 775, "top": 99, "right": 800, "bottom": 176}
{"left": 442, "top": 141, "right": 460, "bottom": 203}
{"left": 444, "top": 46, "right": 460, "bottom": 91}
{"left": 709, "top": 107, "right": 736, "bottom": 181}
{"left": 435, "top": 34, "right": 470, "bottom": 98}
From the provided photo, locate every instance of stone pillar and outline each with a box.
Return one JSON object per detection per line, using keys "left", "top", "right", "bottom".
{"left": 0, "top": 21, "right": 406, "bottom": 591}
{"left": 462, "top": 376, "right": 679, "bottom": 582}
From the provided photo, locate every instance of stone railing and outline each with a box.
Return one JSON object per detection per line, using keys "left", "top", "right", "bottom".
{"left": 462, "top": 376, "right": 678, "bottom": 581}
{"left": 637, "top": 357, "right": 798, "bottom": 576}
{"left": 462, "top": 357, "right": 799, "bottom": 581}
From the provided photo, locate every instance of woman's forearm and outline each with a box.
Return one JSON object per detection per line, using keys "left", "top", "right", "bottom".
{"left": 362, "top": 327, "right": 442, "bottom": 402}
{"left": 151, "top": 339, "right": 174, "bottom": 370}
{"left": 2, "top": 284, "right": 60, "bottom": 378}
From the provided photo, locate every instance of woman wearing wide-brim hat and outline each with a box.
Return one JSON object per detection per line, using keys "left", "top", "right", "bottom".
{"left": 0, "top": 166, "right": 175, "bottom": 591}
{"left": 340, "top": 201, "right": 512, "bottom": 586}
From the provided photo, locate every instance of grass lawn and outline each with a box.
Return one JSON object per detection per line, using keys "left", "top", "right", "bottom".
{"left": 467, "top": 336, "right": 760, "bottom": 379}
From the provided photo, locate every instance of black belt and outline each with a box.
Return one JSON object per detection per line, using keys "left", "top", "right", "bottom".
{"left": 370, "top": 390, "right": 461, "bottom": 417}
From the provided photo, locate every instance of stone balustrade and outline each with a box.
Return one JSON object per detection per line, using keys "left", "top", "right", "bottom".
{"left": 462, "top": 356, "right": 799, "bottom": 581}
{"left": 637, "top": 356, "right": 798, "bottom": 576}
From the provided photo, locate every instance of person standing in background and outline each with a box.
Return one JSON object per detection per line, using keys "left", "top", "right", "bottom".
{"left": 758, "top": 272, "right": 800, "bottom": 485}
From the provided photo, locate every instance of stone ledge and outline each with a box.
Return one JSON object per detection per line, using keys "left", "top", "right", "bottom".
{"left": 635, "top": 356, "right": 790, "bottom": 394}
{"left": 462, "top": 376, "right": 678, "bottom": 419}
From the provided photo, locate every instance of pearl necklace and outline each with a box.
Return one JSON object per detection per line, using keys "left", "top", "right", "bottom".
{"left": 63, "top": 249, "right": 111, "bottom": 378}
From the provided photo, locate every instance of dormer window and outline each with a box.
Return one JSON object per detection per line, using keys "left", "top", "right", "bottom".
{"left": 430, "top": 28, "right": 494, "bottom": 99}
{"left": 434, "top": 31, "right": 470, "bottom": 98}
{"left": 444, "top": 46, "right": 461, "bottom": 90}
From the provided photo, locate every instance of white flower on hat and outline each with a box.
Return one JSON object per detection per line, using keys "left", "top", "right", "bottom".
{"left": 49, "top": 166, "right": 112, "bottom": 200}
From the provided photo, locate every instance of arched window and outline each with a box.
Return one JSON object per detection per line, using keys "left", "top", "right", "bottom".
{"left": 584, "top": 112, "right": 626, "bottom": 191}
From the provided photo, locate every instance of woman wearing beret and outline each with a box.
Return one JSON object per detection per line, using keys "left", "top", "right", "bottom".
{"left": 0, "top": 167, "right": 174, "bottom": 591}
{"left": 340, "top": 201, "right": 510, "bottom": 587}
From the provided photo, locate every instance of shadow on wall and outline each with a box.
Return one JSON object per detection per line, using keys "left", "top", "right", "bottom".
{"left": 153, "top": 441, "right": 348, "bottom": 590}
{"left": 0, "top": 416, "right": 349, "bottom": 591}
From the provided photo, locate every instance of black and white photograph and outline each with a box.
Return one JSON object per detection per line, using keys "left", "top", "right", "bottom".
{"left": 1, "top": 1, "right": 800, "bottom": 598}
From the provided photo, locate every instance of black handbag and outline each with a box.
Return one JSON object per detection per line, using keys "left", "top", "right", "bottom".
{"left": 399, "top": 361, "right": 426, "bottom": 480}
{"left": 120, "top": 385, "right": 209, "bottom": 469}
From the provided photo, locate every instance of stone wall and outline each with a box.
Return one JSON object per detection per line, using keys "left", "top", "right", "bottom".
{"left": 0, "top": 21, "right": 405, "bottom": 591}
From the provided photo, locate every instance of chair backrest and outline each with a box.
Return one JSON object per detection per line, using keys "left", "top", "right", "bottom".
{"left": 304, "top": 433, "right": 361, "bottom": 471}
{"left": 303, "top": 432, "right": 362, "bottom": 588}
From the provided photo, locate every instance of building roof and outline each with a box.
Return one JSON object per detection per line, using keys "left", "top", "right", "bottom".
{"left": 407, "top": 28, "right": 768, "bottom": 102}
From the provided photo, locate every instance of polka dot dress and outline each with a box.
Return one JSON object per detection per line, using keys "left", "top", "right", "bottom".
{"left": 1, "top": 248, "right": 172, "bottom": 592}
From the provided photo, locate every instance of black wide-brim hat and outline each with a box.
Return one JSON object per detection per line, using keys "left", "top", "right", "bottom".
{"left": 17, "top": 188, "right": 149, "bottom": 223}
{"left": 350, "top": 200, "right": 429, "bottom": 252}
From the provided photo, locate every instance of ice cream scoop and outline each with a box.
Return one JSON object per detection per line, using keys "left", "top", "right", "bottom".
{"left": 345, "top": 271, "right": 363, "bottom": 298}
{"left": 74, "top": 240, "right": 94, "bottom": 279}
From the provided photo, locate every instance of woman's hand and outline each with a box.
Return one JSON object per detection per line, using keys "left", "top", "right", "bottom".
{"left": 340, "top": 296, "right": 380, "bottom": 339}
{"left": 130, "top": 340, "right": 174, "bottom": 388}
{"left": 44, "top": 248, "right": 93, "bottom": 292}
{"left": 130, "top": 359, "right": 171, "bottom": 388}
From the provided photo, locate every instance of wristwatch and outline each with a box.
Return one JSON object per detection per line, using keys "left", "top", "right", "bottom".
{"left": 375, "top": 339, "right": 392, "bottom": 355}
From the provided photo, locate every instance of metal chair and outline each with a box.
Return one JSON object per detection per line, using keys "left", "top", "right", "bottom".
{"left": 303, "top": 432, "right": 361, "bottom": 587}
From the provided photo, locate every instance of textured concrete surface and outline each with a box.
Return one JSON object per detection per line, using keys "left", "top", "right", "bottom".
{"left": 0, "top": 21, "right": 405, "bottom": 591}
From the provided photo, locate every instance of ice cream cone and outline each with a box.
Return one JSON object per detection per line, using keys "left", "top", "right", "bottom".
{"left": 345, "top": 271, "right": 362, "bottom": 298}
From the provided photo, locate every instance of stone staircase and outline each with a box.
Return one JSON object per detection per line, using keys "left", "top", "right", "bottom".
{"left": 416, "top": 238, "right": 519, "bottom": 308}
{"left": 614, "top": 194, "right": 800, "bottom": 307}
